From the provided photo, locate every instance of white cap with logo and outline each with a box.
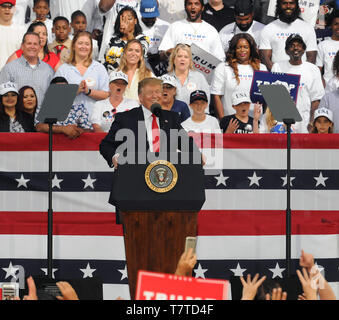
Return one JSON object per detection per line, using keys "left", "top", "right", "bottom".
{"left": 314, "top": 107, "right": 333, "bottom": 122}
{"left": 231, "top": 91, "right": 251, "bottom": 106}
{"left": 0, "top": 82, "right": 19, "bottom": 95}
{"left": 109, "top": 71, "right": 128, "bottom": 84}
{"left": 160, "top": 74, "right": 177, "bottom": 88}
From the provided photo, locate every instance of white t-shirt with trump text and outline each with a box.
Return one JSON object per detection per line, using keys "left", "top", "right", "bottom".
{"left": 159, "top": 19, "right": 225, "bottom": 61}
{"left": 259, "top": 18, "right": 318, "bottom": 64}
{"left": 316, "top": 38, "right": 339, "bottom": 84}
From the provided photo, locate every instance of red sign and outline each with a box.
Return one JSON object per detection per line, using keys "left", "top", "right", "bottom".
{"left": 135, "top": 270, "right": 228, "bottom": 300}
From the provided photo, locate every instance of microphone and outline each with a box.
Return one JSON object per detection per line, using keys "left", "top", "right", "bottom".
{"left": 150, "top": 103, "right": 162, "bottom": 118}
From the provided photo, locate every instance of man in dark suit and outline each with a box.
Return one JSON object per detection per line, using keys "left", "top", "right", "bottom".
{"left": 99, "top": 78, "right": 203, "bottom": 299}
{"left": 99, "top": 77, "right": 201, "bottom": 169}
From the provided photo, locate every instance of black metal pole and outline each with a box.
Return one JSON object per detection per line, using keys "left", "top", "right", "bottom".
{"left": 286, "top": 123, "right": 291, "bottom": 278}
{"left": 283, "top": 119, "right": 295, "bottom": 278}
{"left": 45, "top": 118, "right": 57, "bottom": 279}
{"left": 47, "top": 121, "right": 53, "bottom": 279}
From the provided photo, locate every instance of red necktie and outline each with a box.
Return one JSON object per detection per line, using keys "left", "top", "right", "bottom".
{"left": 151, "top": 114, "right": 160, "bottom": 152}
{"left": 55, "top": 45, "right": 65, "bottom": 57}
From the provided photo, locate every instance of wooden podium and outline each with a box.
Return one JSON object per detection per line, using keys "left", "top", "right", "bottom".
{"left": 110, "top": 153, "right": 205, "bottom": 299}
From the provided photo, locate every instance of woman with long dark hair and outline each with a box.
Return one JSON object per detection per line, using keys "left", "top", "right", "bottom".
{"left": 0, "top": 82, "right": 35, "bottom": 132}
{"left": 102, "top": 7, "right": 149, "bottom": 73}
{"left": 6, "top": 21, "right": 61, "bottom": 71}
{"left": 211, "top": 33, "right": 267, "bottom": 119}
{"left": 17, "top": 86, "right": 38, "bottom": 117}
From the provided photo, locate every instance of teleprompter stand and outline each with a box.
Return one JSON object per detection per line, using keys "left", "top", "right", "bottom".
{"left": 259, "top": 84, "right": 302, "bottom": 278}
{"left": 110, "top": 152, "right": 206, "bottom": 299}
{"left": 36, "top": 84, "right": 78, "bottom": 279}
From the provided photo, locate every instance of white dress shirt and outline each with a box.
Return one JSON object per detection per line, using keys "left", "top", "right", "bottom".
{"left": 142, "top": 105, "right": 159, "bottom": 152}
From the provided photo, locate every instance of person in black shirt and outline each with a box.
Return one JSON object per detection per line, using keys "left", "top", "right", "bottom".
{"left": 202, "top": 0, "right": 235, "bottom": 32}
{"left": 220, "top": 91, "right": 261, "bottom": 133}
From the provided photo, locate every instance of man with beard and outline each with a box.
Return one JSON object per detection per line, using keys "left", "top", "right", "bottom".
{"left": 219, "top": 0, "right": 264, "bottom": 52}
{"left": 139, "top": 0, "right": 169, "bottom": 76}
{"left": 259, "top": 0, "right": 317, "bottom": 71}
{"left": 158, "top": 0, "right": 225, "bottom": 61}
{"left": 271, "top": 34, "right": 324, "bottom": 133}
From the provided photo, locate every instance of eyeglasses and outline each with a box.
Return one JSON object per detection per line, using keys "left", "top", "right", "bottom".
{"left": 0, "top": 3, "right": 14, "bottom": 9}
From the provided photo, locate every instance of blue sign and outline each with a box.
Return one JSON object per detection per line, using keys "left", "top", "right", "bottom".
{"left": 250, "top": 70, "right": 301, "bottom": 105}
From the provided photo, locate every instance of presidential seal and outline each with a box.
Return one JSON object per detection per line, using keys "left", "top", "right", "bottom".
{"left": 145, "top": 160, "right": 178, "bottom": 193}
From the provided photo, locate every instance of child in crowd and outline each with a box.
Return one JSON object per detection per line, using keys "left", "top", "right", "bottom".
{"left": 31, "top": 0, "right": 53, "bottom": 43}
{"left": 220, "top": 91, "right": 261, "bottom": 134}
{"left": 70, "top": 10, "right": 86, "bottom": 35}
{"left": 48, "top": 16, "right": 72, "bottom": 63}
{"left": 160, "top": 74, "right": 190, "bottom": 123}
{"left": 260, "top": 107, "right": 294, "bottom": 133}
{"left": 70, "top": 10, "right": 99, "bottom": 60}
{"left": 181, "top": 90, "right": 221, "bottom": 133}
{"left": 311, "top": 107, "right": 334, "bottom": 134}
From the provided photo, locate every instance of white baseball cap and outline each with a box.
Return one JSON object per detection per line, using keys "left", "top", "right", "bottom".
{"left": 231, "top": 91, "right": 251, "bottom": 106}
{"left": 0, "top": 82, "right": 18, "bottom": 95}
{"left": 109, "top": 71, "right": 128, "bottom": 84}
{"left": 314, "top": 107, "right": 333, "bottom": 122}
{"left": 160, "top": 75, "right": 177, "bottom": 88}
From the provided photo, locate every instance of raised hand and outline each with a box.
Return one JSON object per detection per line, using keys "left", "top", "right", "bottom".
{"left": 175, "top": 248, "right": 197, "bottom": 277}
{"left": 253, "top": 103, "right": 262, "bottom": 121}
{"left": 296, "top": 267, "right": 318, "bottom": 300}
{"left": 299, "top": 250, "right": 314, "bottom": 272}
{"left": 265, "top": 287, "right": 287, "bottom": 300}
{"left": 56, "top": 281, "right": 79, "bottom": 300}
{"left": 240, "top": 273, "right": 267, "bottom": 300}
{"left": 225, "top": 118, "right": 240, "bottom": 133}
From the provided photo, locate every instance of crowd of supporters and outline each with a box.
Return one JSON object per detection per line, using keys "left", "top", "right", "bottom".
{"left": 1, "top": 0, "right": 338, "bottom": 302}
{"left": 0, "top": 0, "right": 338, "bottom": 136}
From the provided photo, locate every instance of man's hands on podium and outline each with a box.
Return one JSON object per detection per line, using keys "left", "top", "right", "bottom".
{"left": 174, "top": 248, "right": 197, "bottom": 277}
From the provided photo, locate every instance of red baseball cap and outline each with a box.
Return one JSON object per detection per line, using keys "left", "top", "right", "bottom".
{"left": 0, "top": 0, "right": 16, "bottom": 5}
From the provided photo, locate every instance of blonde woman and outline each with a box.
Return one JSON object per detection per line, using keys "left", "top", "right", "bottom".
{"left": 167, "top": 43, "right": 210, "bottom": 114}
{"left": 118, "top": 39, "right": 153, "bottom": 101}
{"left": 55, "top": 31, "right": 110, "bottom": 117}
